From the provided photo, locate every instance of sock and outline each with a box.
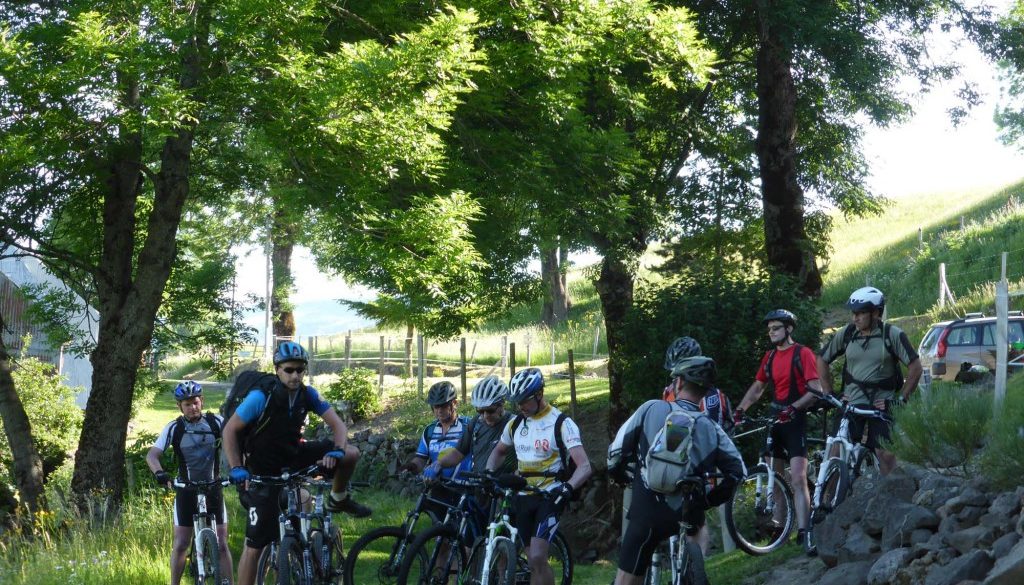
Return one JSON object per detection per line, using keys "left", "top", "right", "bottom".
{"left": 331, "top": 490, "right": 348, "bottom": 502}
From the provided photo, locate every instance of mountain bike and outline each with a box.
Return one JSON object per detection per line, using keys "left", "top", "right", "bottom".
{"left": 807, "top": 389, "right": 888, "bottom": 523}
{"left": 461, "top": 471, "right": 573, "bottom": 585}
{"left": 249, "top": 465, "right": 345, "bottom": 585}
{"left": 170, "top": 477, "right": 232, "bottom": 585}
{"left": 342, "top": 476, "right": 440, "bottom": 585}
{"left": 643, "top": 480, "right": 709, "bottom": 585}
{"left": 723, "top": 416, "right": 795, "bottom": 555}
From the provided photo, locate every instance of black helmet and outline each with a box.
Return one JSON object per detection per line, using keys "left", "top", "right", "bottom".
{"left": 846, "top": 287, "right": 885, "bottom": 312}
{"left": 663, "top": 336, "right": 702, "bottom": 371}
{"left": 670, "top": 356, "right": 717, "bottom": 388}
{"left": 763, "top": 309, "right": 797, "bottom": 328}
{"left": 427, "top": 381, "right": 458, "bottom": 406}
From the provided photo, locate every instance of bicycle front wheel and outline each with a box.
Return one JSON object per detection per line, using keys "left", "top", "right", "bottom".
{"left": 344, "top": 526, "right": 423, "bottom": 585}
{"left": 398, "top": 523, "right": 466, "bottom": 585}
{"left": 194, "top": 528, "right": 222, "bottom": 585}
{"left": 813, "top": 457, "right": 850, "bottom": 525}
{"left": 643, "top": 542, "right": 672, "bottom": 585}
{"left": 257, "top": 542, "right": 280, "bottom": 585}
{"left": 545, "top": 531, "right": 573, "bottom": 585}
{"left": 852, "top": 448, "right": 881, "bottom": 490}
{"left": 278, "top": 535, "right": 307, "bottom": 585}
{"left": 723, "top": 463, "right": 795, "bottom": 555}
{"left": 679, "top": 541, "right": 707, "bottom": 585}
{"left": 466, "top": 536, "right": 516, "bottom": 585}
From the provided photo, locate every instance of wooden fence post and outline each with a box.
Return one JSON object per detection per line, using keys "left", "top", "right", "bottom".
{"left": 308, "top": 335, "right": 316, "bottom": 385}
{"left": 509, "top": 343, "right": 516, "bottom": 377}
{"left": 460, "top": 337, "right": 467, "bottom": 402}
{"left": 378, "top": 335, "right": 385, "bottom": 395}
{"left": 344, "top": 331, "right": 352, "bottom": 369}
{"left": 592, "top": 326, "right": 601, "bottom": 359}
{"left": 501, "top": 336, "right": 508, "bottom": 379}
{"left": 568, "top": 349, "right": 578, "bottom": 420}
{"left": 551, "top": 341, "right": 556, "bottom": 366}
{"left": 417, "top": 334, "right": 426, "bottom": 398}
{"left": 525, "top": 333, "right": 532, "bottom": 367}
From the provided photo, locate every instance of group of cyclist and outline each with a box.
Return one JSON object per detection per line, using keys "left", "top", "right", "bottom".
{"left": 147, "top": 284, "right": 921, "bottom": 584}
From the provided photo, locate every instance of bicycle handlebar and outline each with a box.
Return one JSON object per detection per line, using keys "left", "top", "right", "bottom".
{"left": 248, "top": 464, "right": 324, "bottom": 486}
{"left": 170, "top": 478, "right": 231, "bottom": 490}
{"left": 459, "top": 471, "right": 559, "bottom": 496}
{"left": 807, "top": 388, "right": 892, "bottom": 420}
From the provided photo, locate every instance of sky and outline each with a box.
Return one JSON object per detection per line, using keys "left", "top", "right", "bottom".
{"left": 238, "top": 3, "right": 1024, "bottom": 341}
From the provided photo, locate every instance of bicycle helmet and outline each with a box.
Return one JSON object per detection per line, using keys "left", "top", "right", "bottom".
{"left": 174, "top": 380, "right": 203, "bottom": 401}
{"left": 663, "top": 336, "right": 702, "bottom": 371}
{"left": 846, "top": 287, "right": 885, "bottom": 312}
{"left": 471, "top": 375, "right": 509, "bottom": 409}
{"left": 427, "top": 381, "right": 458, "bottom": 406}
{"left": 273, "top": 341, "right": 309, "bottom": 365}
{"left": 509, "top": 367, "right": 544, "bottom": 403}
{"left": 670, "top": 356, "right": 717, "bottom": 388}
{"left": 763, "top": 309, "right": 797, "bottom": 328}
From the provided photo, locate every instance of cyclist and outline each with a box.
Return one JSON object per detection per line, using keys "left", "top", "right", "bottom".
{"left": 223, "top": 341, "right": 371, "bottom": 585}
{"left": 816, "top": 286, "right": 922, "bottom": 476}
{"left": 400, "top": 380, "right": 474, "bottom": 520}
{"left": 146, "top": 381, "right": 234, "bottom": 585}
{"left": 734, "top": 309, "right": 823, "bottom": 555}
{"left": 608, "top": 357, "right": 745, "bottom": 585}
{"left": 662, "top": 336, "right": 735, "bottom": 432}
{"left": 429, "top": 375, "right": 516, "bottom": 476}
{"left": 485, "top": 367, "right": 592, "bottom": 585}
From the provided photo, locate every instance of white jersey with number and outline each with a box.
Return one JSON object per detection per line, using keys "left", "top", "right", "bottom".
{"left": 499, "top": 403, "right": 582, "bottom": 491}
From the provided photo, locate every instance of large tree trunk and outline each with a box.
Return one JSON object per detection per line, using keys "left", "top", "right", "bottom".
{"left": 594, "top": 255, "right": 636, "bottom": 436}
{"left": 71, "top": 5, "right": 204, "bottom": 513}
{"left": 755, "top": 2, "right": 823, "bottom": 297}
{"left": 271, "top": 204, "right": 297, "bottom": 339}
{"left": 0, "top": 334, "right": 45, "bottom": 513}
{"left": 540, "top": 245, "right": 570, "bottom": 328}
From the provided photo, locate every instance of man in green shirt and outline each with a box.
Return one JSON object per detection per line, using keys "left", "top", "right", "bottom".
{"left": 816, "top": 286, "right": 922, "bottom": 475}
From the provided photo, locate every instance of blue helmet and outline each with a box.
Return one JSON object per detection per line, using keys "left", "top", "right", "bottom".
{"left": 274, "top": 341, "right": 309, "bottom": 365}
{"left": 174, "top": 380, "right": 203, "bottom": 401}
{"left": 509, "top": 367, "right": 544, "bottom": 403}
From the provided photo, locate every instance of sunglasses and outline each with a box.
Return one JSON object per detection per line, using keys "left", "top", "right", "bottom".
{"left": 477, "top": 406, "right": 501, "bottom": 415}
{"left": 767, "top": 325, "right": 786, "bottom": 332}
{"left": 282, "top": 366, "right": 306, "bottom": 374}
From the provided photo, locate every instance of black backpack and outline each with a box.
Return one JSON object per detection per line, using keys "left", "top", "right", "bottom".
{"left": 169, "top": 412, "right": 222, "bottom": 479}
{"left": 220, "top": 371, "right": 278, "bottom": 456}
{"left": 509, "top": 412, "right": 579, "bottom": 493}
{"left": 762, "top": 343, "right": 806, "bottom": 405}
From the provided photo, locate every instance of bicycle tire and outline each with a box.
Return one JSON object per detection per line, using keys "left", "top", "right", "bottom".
{"left": 278, "top": 535, "right": 307, "bottom": 585}
{"left": 679, "top": 541, "right": 707, "bottom": 585}
{"left": 195, "top": 528, "right": 222, "bottom": 585}
{"left": 852, "top": 448, "right": 881, "bottom": 490}
{"left": 812, "top": 458, "right": 850, "bottom": 524}
{"left": 465, "top": 536, "right": 516, "bottom": 585}
{"left": 643, "top": 542, "right": 672, "bottom": 585}
{"left": 723, "top": 463, "right": 795, "bottom": 555}
{"left": 257, "top": 542, "right": 280, "bottom": 585}
{"left": 344, "top": 525, "right": 424, "bottom": 585}
{"left": 509, "top": 530, "right": 572, "bottom": 585}
{"left": 398, "top": 523, "right": 466, "bottom": 585}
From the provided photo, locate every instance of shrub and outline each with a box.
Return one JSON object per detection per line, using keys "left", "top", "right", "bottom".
{"left": 888, "top": 384, "right": 992, "bottom": 476}
{"left": 323, "top": 368, "right": 380, "bottom": 421}
{"left": 978, "top": 388, "right": 1024, "bottom": 490}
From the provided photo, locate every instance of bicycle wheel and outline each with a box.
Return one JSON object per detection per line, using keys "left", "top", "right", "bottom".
{"left": 546, "top": 532, "right": 573, "bottom": 585}
{"left": 257, "top": 542, "right": 280, "bottom": 585}
{"left": 723, "top": 463, "right": 795, "bottom": 555}
{"left": 643, "top": 542, "right": 672, "bottom": 585}
{"left": 278, "top": 535, "right": 307, "bottom": 585}
{"left": 398, "top": 523, "right": 466, "bottom": 585}
{"left": 679, "top": 541, "right": 707, "bottom": 585}
{"left": 344, "top": 526, "right": 424, "bottom": 585}
{"left": 465, "top": 536, "right": 516, "bottom": 585}
{"left": 195, "top": 528, "right": 222, "bottom": 585}
{"left": 852, "top": 448, "right": 881, "bottom": 489}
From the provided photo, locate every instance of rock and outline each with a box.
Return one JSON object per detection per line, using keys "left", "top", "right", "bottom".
{"left": 978, "top": 512, "right": 1014, "bottom": 535}
{"left": 916, "top": 487, "right": 960, "bottom": 510}
{"left": 839, "top": 524, "right": 882, "bottom": 564}
{"left": 939, "top": 515, "right": 962, "bottom": 535}
{"left": 819, "top": 560, "right": 874, "bottom": 585}
{"left": 983, "top": 539, "right": 1024, "bottom": 585}
{"left": 924, "top": 550, "right": 993, "bottom": 585}
{"left": 953, "top": 488, "right": 990, "bottom": 510}
{"left": 911, "top": 529, "right": 934, "bottom": 545}
{"left": 363, "top": 443, "right": 377, "bottom": 456}
{"left": 868, "top": 548, "right": 914, "bottom": 585}
{"left": 918, "top": 471, "right": 965, "bottom": 493}
{"left": 955, "top": 505, "right": 987, "bottom": 528}
{"left": 991, "top": 532, "right": 1020, "bottom": 559}
{"left": 368, "top": 433, "right": 386, "bottom": 446}
{"left": 989, "top": 492, "right": 1022, "bottom": 518}
{"left": 881, "top": 504, "right": 941, "bottom": 550}
{"left": 946, "top": 526, "right": 997, "bottom": 555}
{"left": 1017, "top": 513, "right": 1024, "bottom": 537}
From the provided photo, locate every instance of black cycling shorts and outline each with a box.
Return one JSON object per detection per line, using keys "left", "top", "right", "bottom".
{"left": 173, "top": 485, "right": 226, "bottom": 527}
{"left": 842, "top": 412, "right": 891, "bottom": 451}
{"left": 769, "top": 411, "right": 808, "bottom": 460}
{"left": 513, "top": 493, "right": 561, "bottom": 543}
{"left": 243, "top": 439, "right": 333, "bottom": 549}
{"left": 618, "top": 486, "right": 705, "bottom": 576}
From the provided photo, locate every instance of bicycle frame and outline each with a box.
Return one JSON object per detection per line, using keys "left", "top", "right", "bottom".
{"left": 733, "top": 419, "right": 783, "bottom": 519}
{"left": 809, "top": 391, "right": 888, "bottom": 513}
{"left": 172, "top": 478, "right": 229, "bottom": 583}
{"left": 478, "top": 485, "right": 520, "bottom": 585}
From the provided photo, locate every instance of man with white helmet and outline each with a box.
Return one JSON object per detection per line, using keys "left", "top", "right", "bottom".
{"left": 486, "top": 367, "right": 592, "bottom": 585}
{"left": 429, "top": 375, "right": 516, "bottom": 476}
{"left": 816, "top": 287, "right": 922, "bottom": 475}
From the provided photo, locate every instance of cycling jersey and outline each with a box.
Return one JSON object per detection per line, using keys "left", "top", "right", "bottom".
{"left": 819, "top": 323, "right": 918, "bottom": 405}
{"left": 499, "top": 404, "right": 582, "bottom": 491}
{"left": 756, "top": 344, "right": 819, "bottom": 405}
{"left": 417, "top": 415, "right": 473, "bottom": 480}
{"left": 456, "top": 412, "right": 515, "bottom": 474}
{"left": 153, "top": 414, "right": 224, "bottom": 482}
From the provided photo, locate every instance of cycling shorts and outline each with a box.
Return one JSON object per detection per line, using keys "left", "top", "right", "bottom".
{"left": 769, "top": 411, "right": 808, "bottom": 460}
{"left": 618, "top": 486, "right": 705, "bottom": 576}
{"left": 173, "top": 485, "right": 226, "bottom": 527}
{"left": 243, "top": 439, "right": 334, "bottom": 549}
{"left": 840, "top": 411, "right": 891, "bottom": 451}
{"left": 513, "top": 493, "right": 561, "bottom": 543}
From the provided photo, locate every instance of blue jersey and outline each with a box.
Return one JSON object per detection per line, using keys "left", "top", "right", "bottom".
{"left": 416, "top": 416, "right": 473, "bottom": 480}
{"left": 235, "top": 385, "right": 331, "bottom": 424}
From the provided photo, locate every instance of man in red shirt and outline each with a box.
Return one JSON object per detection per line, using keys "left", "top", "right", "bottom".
{"left": 734, "top": 309, "right": 823, "bottom": 556}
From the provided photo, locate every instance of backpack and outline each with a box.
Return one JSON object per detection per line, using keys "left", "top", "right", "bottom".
{"left": 642, "top": 405, "right": 701, "bottom": 495}
{"left": 762, "top": 343, "right": 806, "bottom": 404}
{"left": 170, "top": 412, "right": 222, "bottom": 478}
{"left": 509, "top": 412, "right": 579, "bottom": 493}
{"left": 220, "top": 370, "right": 279, "bottom": 456}
{"left": 837, "top": 322, "right": 905, "bottom": 400}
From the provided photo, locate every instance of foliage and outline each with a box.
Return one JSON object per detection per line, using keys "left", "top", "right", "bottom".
{"left": 888, "top": 384, "right": 992, "bottom": 476}
{"left": 130, "top": 369, "right": 163, "bottom": 421}
{"left": 323, "top": 368, "right": 380, "bottom": 421}
{"left": 619, "top": 269, "right": 823, "bottom": 411}
{"left": 977, "top": 373, "right": 1024, "bottom": 490}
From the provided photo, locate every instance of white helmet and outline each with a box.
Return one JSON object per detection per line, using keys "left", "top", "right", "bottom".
{"left": 471, "top": 375, "right": 509, "bottom": 409}
{"left": 846, "top": 286, "right": 885, "bottom": 312}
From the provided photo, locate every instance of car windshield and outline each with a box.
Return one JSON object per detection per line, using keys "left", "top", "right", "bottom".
{"left": 918, "top": 326, "right": 943, "bottom": 353}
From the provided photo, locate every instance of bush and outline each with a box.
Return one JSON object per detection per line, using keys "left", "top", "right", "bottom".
{"left": 888, "top": 384, "right": 992, "bottom": 476}
{"left": 323, "top": 368, "right": 380, "bottom": 421}
{"left": 978, "top": 388, "right": 1024, "bottom": 490}
{"left": 619, "top": 270, "right": 822, "bottom": 412}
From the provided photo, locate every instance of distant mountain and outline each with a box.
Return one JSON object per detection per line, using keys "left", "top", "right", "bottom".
{"left": 242, "top": 298, "right": 374, "bottom": 340}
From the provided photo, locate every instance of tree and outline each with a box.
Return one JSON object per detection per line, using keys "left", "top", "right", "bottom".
{"left": 0, "top": 1, "right": 485, "bottom": 510}
{"left": 0, "top": 322, "right": 44, "bottom": 514}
